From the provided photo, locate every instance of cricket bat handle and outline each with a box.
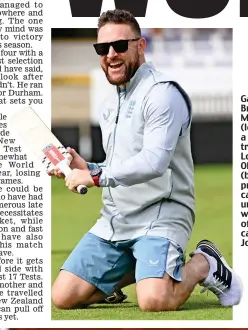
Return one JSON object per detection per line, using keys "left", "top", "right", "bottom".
{"left": 58, "top": 161, "right": 88, "bottom": 195}
{"left": 76, "top": 184, "right": 88, "bottom": 195}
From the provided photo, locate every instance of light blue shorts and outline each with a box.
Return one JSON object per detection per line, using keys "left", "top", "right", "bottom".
{"left": 61, "top": 233, "right": 185, "bottom": 296}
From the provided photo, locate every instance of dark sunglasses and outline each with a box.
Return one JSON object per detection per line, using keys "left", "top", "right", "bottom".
{"left": 93, "top": 38, "right": 140, "bottom": 56}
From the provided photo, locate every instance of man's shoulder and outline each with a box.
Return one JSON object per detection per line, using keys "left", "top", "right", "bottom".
{"left": 143, "top": 68, "right": 190, "bottom": 104}
{"left": 141, "top": 69, "right": 181, "bottom": 96}
{"left": 145, "top": 80, "right": 179, "bottom": 99}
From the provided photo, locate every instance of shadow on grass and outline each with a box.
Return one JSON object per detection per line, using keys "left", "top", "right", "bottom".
{"left": 52, "top": 301, "right": 136, "bottom": 312}
{"left": 181, "top": 299, "right": 226, "bottom": 311}
{"left": 81, "top": 301, "right": 136, "bottom": 310}
{"left": 66, "top": 299, "right": 225, "bottom": 312}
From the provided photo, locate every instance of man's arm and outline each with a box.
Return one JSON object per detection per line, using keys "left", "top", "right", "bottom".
{"left": 99, "top": 83, "right": 190, "bottom": 187}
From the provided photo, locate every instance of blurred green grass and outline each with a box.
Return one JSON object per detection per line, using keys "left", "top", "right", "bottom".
{"left": 52, "top": 164, "right": 232, "bottom": 320}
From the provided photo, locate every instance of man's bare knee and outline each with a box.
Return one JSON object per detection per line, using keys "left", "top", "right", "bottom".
{"left": 52, "top": 287, "right": 76, "bottom": 309}
{"left": 139, "top": 299, "right": 178, "bottom": 312}
{"left": 52, "top": 270, "right": 96, "bottom": 309}
{"left": 137, "top": 277, "right": 179, "bottom": 312}
{"left": 138, "top": 293, "right": 178, "bottom": 312}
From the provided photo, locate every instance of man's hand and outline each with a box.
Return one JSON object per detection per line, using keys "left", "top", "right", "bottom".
{"left": 48, "top": 147, "right": 88, "bottom": 178}
{"left": 65, "top": 169, "right": 95, "bottom": 193}
{"left": 69, "top": 147, "right": 88, "bottom": 170}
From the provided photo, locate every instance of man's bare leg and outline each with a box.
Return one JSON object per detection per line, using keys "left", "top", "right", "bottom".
{"left": 137, "top": 254, "right": 209, "bottom": 311}
{"left": 137, "top": 240, "right": 242, "bottom": 311}
{"left": 115, "top": 269, "right": 135, "bottom": 290}
{"left": 52, "top": 270, "right": 103, "bottom": 309}
{"left": 101, "top": 270, "right": 135, "bottom": 303}
{"left": 52, "top": 270, "right": 135, "bottom": 309}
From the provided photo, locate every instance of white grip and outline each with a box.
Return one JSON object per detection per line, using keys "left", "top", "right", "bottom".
{"left": 57, "top": 160, "right": 88, "bottom": 195}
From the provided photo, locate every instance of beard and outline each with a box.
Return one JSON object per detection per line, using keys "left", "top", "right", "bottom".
{"left": 102, "top": 52, "right": 140, "bottom": 86}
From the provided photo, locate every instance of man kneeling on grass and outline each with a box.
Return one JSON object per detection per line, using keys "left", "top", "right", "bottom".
{"left": 51, "top": 9, "right": 242, "bottom": 311}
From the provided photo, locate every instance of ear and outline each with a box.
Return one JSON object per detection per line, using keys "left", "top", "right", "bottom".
{"left": 138, "top": 37, "right": 146, "bottom": 55}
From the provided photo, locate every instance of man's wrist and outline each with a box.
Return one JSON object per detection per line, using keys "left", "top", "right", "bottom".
{"left": 90, "top": 168, "right": 102, "bottom": 187}
{"left": 87, "top": 162, "right": 99, "bottom": 171}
